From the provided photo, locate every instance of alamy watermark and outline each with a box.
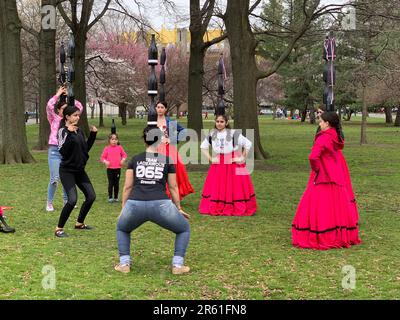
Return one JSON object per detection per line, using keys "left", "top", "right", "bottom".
{"left": 341, "top": 265, "right": 356, "bottom": 290}
{"left": 42, "top": 265, "right": 56, "bottom": 290}
{"left": 145, "top": 127, "right": 256, "bottom": 175}
{"left": 41, "top": 5, "right": 56, "bottom": 30}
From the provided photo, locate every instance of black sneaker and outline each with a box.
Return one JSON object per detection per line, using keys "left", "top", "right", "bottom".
{"left": 55, "top": 229, "right": 69, "bottom": 238}
{"left": 74, "top": 224, "right": 93, "bottom": 230}
{"left": 0, "top": 225, "right": 15, "bottom": 233}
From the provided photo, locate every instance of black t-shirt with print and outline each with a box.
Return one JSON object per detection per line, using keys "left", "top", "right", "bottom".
{"left": 127, "top": 152, "right": 176, "bottom": 200}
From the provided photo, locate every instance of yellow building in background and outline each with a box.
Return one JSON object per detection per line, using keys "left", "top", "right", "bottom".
{"left": 123, "top": 27, "right": 225, "bottom": 53}
{"left": 157, "top": 26, "right": 224, "bottom": 52}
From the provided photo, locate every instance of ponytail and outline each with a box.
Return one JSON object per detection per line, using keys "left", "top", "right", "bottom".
{"left": 320, "top": 111, "right": 344, "bottom": 142}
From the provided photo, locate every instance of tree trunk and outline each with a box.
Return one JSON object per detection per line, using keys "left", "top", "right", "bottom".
{"left": 0, "top": 0, "right": 35, "bottom": 163}
{"left": 309, "top": 109, "right": 316, "bottom": 124}
{"left": 394, "top": 105, "right": 400, "bottom": 127}
{"left": 225, "top": 0, "right": 268, "bottom": 159}
{"left": 74, "top": 34, "right": 89, "bottom": 135}
{"left": 360, "top": 85, "right": 368, "bottom": 144}
{"left": 187, "top": 20, "right": 205, "bottom": 137}
{"left": 118, "top": 102, "right": 127, "bottom": 125}
{"left": 36, "top": 0, "right": 56, "bottom": 150}
{"left": 301, "top": 107, "right": 307, "bottom": 122}
{"left": 37, "top": 29, "right": 55, "bottom": 150}
{"left": 127, "top": 104, "right": 136, "bottom": 119}
{"left": 98, "top": 100, "right": 104, "bottom": 127}
{"left": 384, "top": 106, "right": 393, "bottom": 124}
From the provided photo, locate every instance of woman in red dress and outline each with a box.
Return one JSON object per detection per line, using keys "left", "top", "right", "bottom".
{"left": 199, "top": 115, "right": 257, "bottom": 216}
{"left": 292, "top": 112, "right": 361, "bottom": 249}
{"left": 155, "top": 101, "right": 194, "bottom": 200}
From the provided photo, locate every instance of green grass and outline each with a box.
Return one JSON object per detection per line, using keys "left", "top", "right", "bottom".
{"left": 0, "top": 116, "right": 399, "bottom": 299}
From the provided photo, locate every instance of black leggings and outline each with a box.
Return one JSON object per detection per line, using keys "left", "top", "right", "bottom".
{"left": 107, "top": 168, "right": 121, "bottom": 199}
{"left": 58, "top": 169, "right": 96, "bottom": 228}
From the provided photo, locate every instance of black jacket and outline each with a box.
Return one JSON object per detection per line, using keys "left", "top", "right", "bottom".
{"left": 58, "top": 127, "right": 97, "bottom": 172}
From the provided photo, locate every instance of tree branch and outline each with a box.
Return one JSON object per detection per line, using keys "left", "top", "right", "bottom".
{"left": 57, "top": 3, "right": 74, "bottom": 30}
{"left": 249, "top": 0, "right": 262, "bottom": 14}
{"left": 20, "top": 22, "right": 39, "bottom": 38}
{"left": 87, "top": 0, "right": 112, "bottom": 32}
{"left": 203, "top": 33, "right": 228, "bottom": 49}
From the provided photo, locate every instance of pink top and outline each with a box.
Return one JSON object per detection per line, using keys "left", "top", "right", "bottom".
{"left": 46, "top": 95, "right": 83, "bottom": 146}
{"left": 100, "top": 145, "right": 127, "bottom": 169}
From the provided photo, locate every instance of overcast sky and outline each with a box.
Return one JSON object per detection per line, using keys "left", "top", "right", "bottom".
{"left": 141, "top": 0, "right": 349, "bottom": 29}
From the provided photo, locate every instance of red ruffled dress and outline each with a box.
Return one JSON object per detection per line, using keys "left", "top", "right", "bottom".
{"left": 156, "top": 120, "right": 194, "bottom": 200}
{"left": 199, "top": 129, "right": 257, "bottom": 216}
{"left": 291, "top": 128, "right": 361, "bottom": 249}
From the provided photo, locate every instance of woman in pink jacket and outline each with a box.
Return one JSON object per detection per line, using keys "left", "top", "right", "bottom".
{"left": 292, "top": 112, "right": 361, "bottom": 250}
{"left": 46, "top": 87, "right": 83, "bottom": 212}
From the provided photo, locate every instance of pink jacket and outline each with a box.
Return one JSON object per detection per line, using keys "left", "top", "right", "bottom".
{"left": 46, "top": 95, "right": 83, "bottom": 146}
{"left": 100, "top": 145, "right": 127, "bottom": 169}
{"left": 309, "top": 128, "right": 346, "bottom": 186}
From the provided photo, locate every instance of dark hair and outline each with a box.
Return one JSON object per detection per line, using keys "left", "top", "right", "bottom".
{"left": 210, "top": 114, "right": 232, "bottom": 141}
{"left": 320, "top": 111, "right": 344, "bottom": 142}
{"left": 59, "top": 105, "right": 80, "bottom": 130}
{"left": 108, "top": 133, "right": 120, "bottom": 145}
{"left": 156, "top": 101, "right": 167, "bottom": 109}
{"left": 143, "top": 126, "right": 162, "bottom": 147}
{"left": 54, "top": 97, "right": 67, "bottom": 114}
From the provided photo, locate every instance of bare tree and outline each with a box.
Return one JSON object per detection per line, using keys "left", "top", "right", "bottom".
{"left": 223, "top": 0, "right": 337, "bottom": 158}
{"left": 57, "top": 0, "right": 112, "bottom": 135}
{"left": 187, "top": 0, "right": 227, "bottom": 135}
{"left": 0, "top": 0, "right": 35, "bottom": 164}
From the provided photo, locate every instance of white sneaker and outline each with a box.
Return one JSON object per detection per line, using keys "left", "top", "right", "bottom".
{"left": 172, "top": 265, "right": 190, "bottom": 275}
{"left": 46, "top": 202, "right": 54, "bottom": 212}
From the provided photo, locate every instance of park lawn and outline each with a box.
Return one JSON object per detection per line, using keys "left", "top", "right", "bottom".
{"left": 0, "top": 116, "right": 399, "bottom": 299}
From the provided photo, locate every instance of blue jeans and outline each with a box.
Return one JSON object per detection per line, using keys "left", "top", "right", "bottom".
{"left": 47, "top": 145, "right": 67, "bottom": 203}
{"left": 116, "top": 199, "right": 190, "bottom": 265}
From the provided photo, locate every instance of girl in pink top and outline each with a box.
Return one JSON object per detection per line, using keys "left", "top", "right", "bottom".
{"left": 100, "top": 133, "right": 127, "bottom": 202}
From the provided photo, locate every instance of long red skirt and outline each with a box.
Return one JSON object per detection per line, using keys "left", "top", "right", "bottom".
{"left": 292, "top": 171, "right": 361, "bottom": 250}
{"left": 157, "top": 142, "right": 194, "bottom": 200}
{"left": 199, "top": 154, "right": 257, "bottom": 216}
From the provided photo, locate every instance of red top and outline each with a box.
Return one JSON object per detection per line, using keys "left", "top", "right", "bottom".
{"left": 309, "top": 128, "right": 346, "bottom": 186}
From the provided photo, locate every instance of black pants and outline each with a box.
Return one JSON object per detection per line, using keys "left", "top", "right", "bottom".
{"left": 58, "top": 169, "right": 96, "bottom": 228}
{"left": 107, "top": 168, "right": 121, "bottom": 199}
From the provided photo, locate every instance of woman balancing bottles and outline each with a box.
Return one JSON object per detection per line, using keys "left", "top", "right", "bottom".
{"left": 291, "top": 112, "right": 361, "bottom": 249}
{"left": 199, "top": 115, "right": 257, "bottom": 216}
{"left": 155, "top": 101, "right": 194, "bottom": 200}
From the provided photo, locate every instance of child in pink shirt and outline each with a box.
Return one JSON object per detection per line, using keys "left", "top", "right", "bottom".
{"left": 100, "top": 133, "right": 127, "bottom": 202}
